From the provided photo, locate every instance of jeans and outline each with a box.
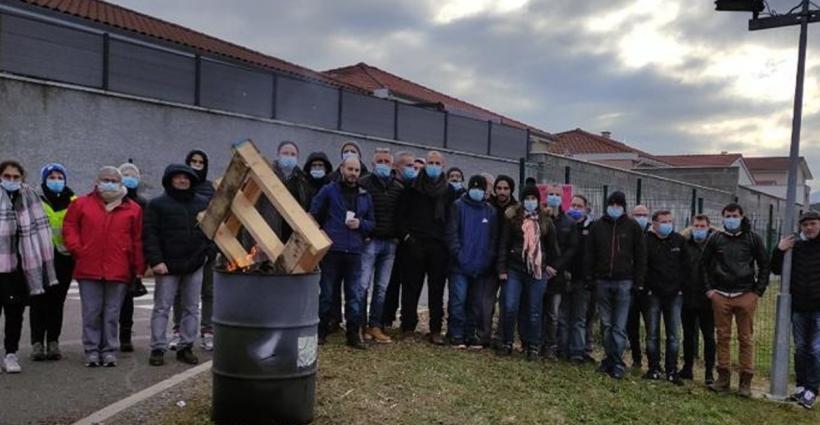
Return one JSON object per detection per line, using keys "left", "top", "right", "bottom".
{"left": 596, "top": 280, "right": 633, "bottom": 374}
{"left": 681, "top": 305, "right": 715, "bottom": 373}
{"left": 400, "top": 238, "right": 448, "bottom": 334}
{"left": 359, "top": 239, "right": 397, "bottom": 328}
{"left": 585, "top": 288, "right": 598, "bottom": 355}
{"left": 381, "top": 241, "right": 406, "bottom": 328}
{"left": 543, "top": 292, "right": 562, "bottom": 352}
{"left": 151, "top": 268, "right": 203, "bottom": 351}
{"left": 447, "top": 272, "right": 484, "bottom": 342}
{"left": 475, "top": 275, "right": 500, "bottom": 345}
{"left": 793, "top": 310, "right": 820, "bottom": 393}
{"left": 643, "top": 292, "right": 683, "bottom": 374}
{"left": 627, "top": 291, "right": 644, "bottom": 365}
{"left": 319, "top": 251, "right": 364, "bottom": 335}
{"left": 501, "top": 270, "right": 547, "bottom": 347}
{"left": 173, "top": 257, "right": 214, "bottom": 335}
{"left": 79, "top": 280, "right": 128, "bottom": 359}
{"left": 30, "top": 252, "right": 74, "bottom": 345}
{"left": 558, "top": 280, "right": 591, "bottom": 360}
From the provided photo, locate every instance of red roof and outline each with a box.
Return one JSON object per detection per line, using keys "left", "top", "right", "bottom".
{"left": 653, "top": 153, "right": 743, "bottom": 167}
{"left": 323, "top": 62, "right": 548, "bottom": 134}
{"left": 549, "top": 129, "right": 662, "bottom": 162}
{"left": 18, "top": 0, "right": 348, "bottom": 87}
{"left": 745, "top": 156, "right": 813, "bottom": 179}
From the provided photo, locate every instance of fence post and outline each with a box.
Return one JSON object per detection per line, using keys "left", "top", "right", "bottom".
{"left": 603, "top": 185, "right": 609, "bottom": 207}
{"left": 697, "top": 197, "right": 704, "bottom": 214}
{"left": 194, "top": 54, "right": 201, "bottom": 107}
{"left": 690, "top": 188, "right": 697, "bottom": 219}
{"left": 767, "top": 204, "right": 775, "bottom": 251}
{"left": 564, "top": 166, "right": 571, "bottom": 184}
{"left": 271, "top": 73, "right": 278, "bottom": 119}
{"left": 487, "top": 121, "right": 493, "bottom": 156}
{"left": 336, "top": 87, "right": 343, "bottom": 130}
{"left": 636, "top": 178, "right": 642, "bottom": 205}
{"left": 102, "top": 33, "right": 110, "bottom": 90}
{"left": 393, "top": 100, "right": 399, "bottom": 141}
{"left": 518, "top": 158, "right": 526, "bottom": 200}
{"left": 443, "top": 111, "right": 449, "bottom": 149}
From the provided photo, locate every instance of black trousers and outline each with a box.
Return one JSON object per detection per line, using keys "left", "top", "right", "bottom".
{"left": 400, "top": 237, "right": 447, "bottom": 334}
{"left": 382, "top": 241, "right": 406, "bottom": 328}
{"left": 30, "top": 253, "right": 74, "bottom": 344}
{"left": 681, "top": 305, "right": 716, "bottom": 372}
{"left": 627, "top": 292, "right": 644, "bottom": 364}
{"left": 1, "top": 302, "right": 25, "bottom": 354}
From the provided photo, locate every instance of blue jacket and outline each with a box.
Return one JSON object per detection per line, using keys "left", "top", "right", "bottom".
{"left": 309, "top": 181, "right": 375, "bottom": 254}
{"left": 446, "top": 194, "right": 498, "bottom": 277}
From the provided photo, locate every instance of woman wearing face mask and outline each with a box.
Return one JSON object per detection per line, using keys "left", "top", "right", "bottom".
{"left": 117, "top": 162, "right": 148, "bottom": 353}
{"left": 63, "top": 167, "right": 144, "bottom": 368}
{"left": 29, "top": 163, "right": 77, "bottom": 362}
{"left": 303, "top": 152, "right": 333, "bottom": 207}
{"left": 496, "top": 184, "right": 559, "bottom": 361}
{"left": 330, "top": 141, "right": 370, "bottom": 182}
{"left": 0, "top": 161, "right": 58, "bottom": 373}
{"left": 184, "top": 150, "right": 214, "bottom": 201}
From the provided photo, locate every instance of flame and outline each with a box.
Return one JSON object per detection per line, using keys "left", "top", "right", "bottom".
{"left": 225, "top": 245, "right": 258, "bottom": 273}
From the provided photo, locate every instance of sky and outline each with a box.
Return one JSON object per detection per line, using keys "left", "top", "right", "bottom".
{"left": 114, "top": 0, "right": 820, "bottom": 196}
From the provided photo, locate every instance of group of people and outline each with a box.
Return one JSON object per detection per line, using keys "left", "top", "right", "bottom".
{"left": 0, "top": 139, "right": 818, "bottom": 410}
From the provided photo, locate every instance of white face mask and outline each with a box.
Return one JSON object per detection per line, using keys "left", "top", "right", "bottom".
{"left": 190, "top": 164, "right": 204, "bottom": 171}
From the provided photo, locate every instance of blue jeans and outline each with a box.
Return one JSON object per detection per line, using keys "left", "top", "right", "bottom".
{"left": 501, "top": 270, "right": 547, "bottom": 347}
{"left": 558, "top": 280, "right": 591, "bottom": 360}
{"left": 793, "top": 310, "right": 820, "bottom": 393}
{"left": 447, "top": 272, "right": 482, "bottom": 342}
{"left": 596, "top": 280, "right": 633, "bottom": 374}
{"left": 358, "top": 239, "right": 397, "bottom": 328}
{"left": 319, "top": 251, "right": 363, "bottom": 334}
{"left": 643, "top": 292, "right": 683, "bottom": 374}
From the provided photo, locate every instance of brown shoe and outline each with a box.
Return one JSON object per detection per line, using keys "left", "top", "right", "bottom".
{"left": 709, "top": 367, "right": 731, "bottom": 393}
{"left": 400, "top": 330, "right": 416, "bottom": 340}
{"left": 738, "top": 372, "right": 753, "bottom": 398}
{"left": 430, "top": 333, "right": 445, "bottom": 346}
{"left": 366, "top": 327, "right": 393, "bottom": 344}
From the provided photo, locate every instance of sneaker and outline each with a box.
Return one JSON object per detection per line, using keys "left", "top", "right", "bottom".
{"left": 678, "top": 367, "right": 694, "bottom": 380}
{"left": 643, "top": 369, "right": 662, "bottom": 380}
{"left": 120, "top": 340, "right": 134, "bottom": 353}
{"left": 467, "top": 339, "right": 484, "bottom": 351}
{"left": 149, "top": 349, "right": 165, "bottom": 366}
{"left": 496, "top": 344, "right": 513, "bottom": 356}
{"left": 791, "top": 386, "right": 807, "bottom": 402}
{"left": 705, "top": 369, "right": 715, "bottom": 386}
{"left": 799, "top": 390, "right": 816, "bottom": 410}
{"left": 102, "top": 354, "right": 117, "bottom": 368}
{"left": 610, "top": 368, "right": 625, "bottom": 380}
{"left": 667, "top": 373, "right": 685, "bottom": 386}
{"left": 200, "top": 332, "right": 214, "bottom": 352}
{"left": 596, "top": 363, "right": 611, "bottom": 375}
{"left": 46, "top": 341, "right": 62, "bottom": 361}
{"left": 176, "top": 347, "right": 199, "bottom": 365}
{"left": 3, "top": 353, "right": 21, "bottom": 373}
{"left": 365, "top": 327, "right": 392, "bottom": 344}
{"left": 526, "top": 347, "right": 541, "bottom": 362}
{"left": 30, "top": 342, "right": 46, "bottom": 362}
{"left": 168, "top": 332, "right": 181, "bottom": 351}
{"left": 85, "top": 354, "right": 100, "bottom": 368}
{"left": 430, "top": 333, "right": 445, "bottom": 346}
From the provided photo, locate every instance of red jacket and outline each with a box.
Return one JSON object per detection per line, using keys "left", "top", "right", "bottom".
{"left": 63, "top": 192, "right": 144, "bottom": 283}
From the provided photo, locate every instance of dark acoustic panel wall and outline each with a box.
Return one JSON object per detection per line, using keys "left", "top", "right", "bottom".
{"left": 490, "top": 123, "right": 528, "bottom": 159}
{"left": 447, "top": 114, "right": 489, "bottom": 155}
{"left": 200, "top": 59, "right": 273, "bottom": 117}
{"left": 0, "top": 14, "right": 102, "bottom": 87}
{"left": 275, "top": 77, "right": 338, "bottom": 129}
{"left": 108, "top": 40, "right": 195, "bottom": 103}
{"left": 339, "top": 91, "right": 394, "bottom": 139}
{"left": 396, "top": 104, "right": 445, "bottom": 147}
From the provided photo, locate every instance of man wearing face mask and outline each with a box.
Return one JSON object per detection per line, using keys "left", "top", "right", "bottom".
{"left": 679, "top": 214, "right": 716, "bottom": 386}
{"left": 357, "top": 149, "right": 403, "bottom": 343}
{"left": 445, "top": 175, "right": 497, "bottom": 349}
{"left": 642, "top": 210, "right": 688, "bottom": 385}
{"left": 485, "top": 175, "right": 517, "bottom": 347}
{"left": 303, "top": 152, "right": 333, "bottom": 207}
{"left": 584, "top": 191, "right": 647, "bottom": 380}
{"left": 702, "top": 203, "right": 769, "bottom": 397}
{"left": 627, "top": 204, "right": 650, "bottom": 369}
{"left": 772, "top": 211, "right": 820, "bottom": 409}
{"left": 396, "top": 151, "right": 452, "bottom": 344}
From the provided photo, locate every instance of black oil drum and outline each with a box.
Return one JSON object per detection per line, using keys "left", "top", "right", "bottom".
{"left": 212, "top": 269, "right": 319, "bottom": 425}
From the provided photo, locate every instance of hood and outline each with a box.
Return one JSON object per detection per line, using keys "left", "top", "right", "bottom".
{"left": 304, "top": 152, "right": 333, "bottom": 174}
{"left": 185, "top": 149, "right": 210, "bottom": 182}
{"left": 162, "top": 164, "right": 200, "bottom": 191}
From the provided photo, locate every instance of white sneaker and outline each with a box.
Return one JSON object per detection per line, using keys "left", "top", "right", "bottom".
{"left": 200, "top": 333, "right": 214, "bottom": 352}
{"left": 169, "top": 332, "right": 181, "bottom": 351}
{"left": 3, "top": 353, "right": 21, "bottom": 373}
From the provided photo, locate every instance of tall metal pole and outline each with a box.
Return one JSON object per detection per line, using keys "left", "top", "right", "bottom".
{"left": 769, "top": 0, "right": 809, "bottom": 400}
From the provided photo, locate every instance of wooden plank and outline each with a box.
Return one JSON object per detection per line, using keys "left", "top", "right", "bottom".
{"left": 199, "top": 150, "right": 250, "bottom": 238}
{"left": 278, "top": 232, "right": 311, "bottom": 273}
{"left": 234, "top": 142, "right": 332, "bottom": 253}
{"left": 230, "top": 188, "right": 285, "bottom": 262}
{"left": 224, "top": 179, "right": 263, "bottom": 236}
{"left": 213, "top": 225, "right": 253, "bottom": 269}
{"left": 297, "top": 243, "right": 331, "bottom": 272}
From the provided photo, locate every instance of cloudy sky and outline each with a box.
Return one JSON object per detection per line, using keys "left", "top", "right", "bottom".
{"left": 116, "top": 0, "right": 820, "bottom": 194}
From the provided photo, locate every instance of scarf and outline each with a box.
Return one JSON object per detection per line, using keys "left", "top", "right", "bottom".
{"left": 0, "top": 185, "right": 58, "bottom": 295}
{"left": 99, "top": 186, "right": 127, "bottom": 212}
{"left": 521, "top": 210, "right": 542, "bottom": 280}
{"left": 413, "top": 172, "right": 450, "bottom": 222}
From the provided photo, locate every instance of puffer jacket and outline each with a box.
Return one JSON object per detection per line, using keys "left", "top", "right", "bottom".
{"left": 680, "top": 226, "right": 716, "bottom": 309}
{"left": 497, "top": 205, "right": 560, "bottom": 277}
{"left": 359, "top": 173, "right": 403, "bottom": 239}
{"left": 446, "top": 194, "right": 497, "bottom": 277}
{"left": 644, "top": 229, "right": 689, "bottom": 298}
{"left": 701, "top": 227, "right": 770, "bottom": 296}
{"left": 583, "top": 214, "right": 647, "bottom": 287}
{"left": 771, "top": 234, "right": 820, "bottom": 312}
{"left": 548, "top": 210, "right": 580, "bottom": 293}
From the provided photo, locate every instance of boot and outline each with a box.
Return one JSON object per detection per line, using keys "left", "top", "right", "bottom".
{"left": 710, "top": 367, "right": 731, "bottom": 393}
{"left": 704, "top": 368, "right": 715, "bottom": 386}
{"left": 526, "top": 346, "right": 541, "bottom": 362}
{"left": 46, "top": 341, "right": 62, "bottom": 361}
{"left": 346, "top": 328, "right": 367, "bottom": 350}
{"left": 120, "top": 335, "right": 134, "bottom": 353}
{"left": 30, "top": 342, "right": 46, "bottom": 361}
{"left": 738, "top": 372, "right": 753, "bottom": 398}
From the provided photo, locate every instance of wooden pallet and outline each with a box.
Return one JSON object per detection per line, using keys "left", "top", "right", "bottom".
{"left": 198, "top": 140, "right": 332, "bottom": 273}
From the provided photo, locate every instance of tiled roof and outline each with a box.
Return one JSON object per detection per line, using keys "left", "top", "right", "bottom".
{"left": 548, "top": 128, "right": 662, "bottom": 162}
{"left": 323, "top": 62, "right": 549, "bottom": 134}
{"left": 18, "top": 0, "right": 348, "bottom": 87}
{"left": 745, "top": 156, "right": 814, "bottom": 180}
{"left": 653, "top": 154, "right": 743, "bottom": 167}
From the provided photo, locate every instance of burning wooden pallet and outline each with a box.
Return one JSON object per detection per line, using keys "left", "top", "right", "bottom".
{"left": 198, "top": 140, "right": 332, "bottom": 273}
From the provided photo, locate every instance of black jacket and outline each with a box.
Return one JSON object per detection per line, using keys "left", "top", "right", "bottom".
{"left": 359, "top": 173, "right": 404, "bottom": 239}
{"left": 569, "top": 217, "right": 594, "bottom": 282}
{"left": 497, "top": 206, "right": 560, "bottom": 277}
{"left": 682, "top": 229, "right": 713, "bottom": 309}
{"left": 304, "top": 152, "right": 333, "bottom": 207}
{"left": 548, "top": 210, "right": 580, "bottom": 293}
{"left": 644, "top": 230, "right": 689, "bottom": 298}
{"left": 584, "top": 214, "right": 647, "bottom": 287}
{"left": 254, "top": 162, "right": 311, "bottom": 243}
{"left": 702, "top": 229, "right": 770, "bottom": 296}
{"left": 143, "top": 165, "right": 212, "bottom": 275}
{"left": 396, "top": 173, "right": 452, "bottom": 242}
{"left": 185, "top": 149, "right": 215, "bottom": 201}
{"left": 772, "top": 235, "right": 820, "bottom": 312}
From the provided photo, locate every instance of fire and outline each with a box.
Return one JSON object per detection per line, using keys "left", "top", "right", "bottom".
{"left": 225, "top": 245, "right": 259, "bottom": 272}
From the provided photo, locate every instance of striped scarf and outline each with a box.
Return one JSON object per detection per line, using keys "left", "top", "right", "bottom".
{"left": 521, "top": 210, "right": 542, "bottom": 280}
{"left": 0, "top": 185, "right": 58, "bottom": 295}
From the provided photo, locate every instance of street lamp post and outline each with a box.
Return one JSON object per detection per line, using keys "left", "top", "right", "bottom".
{"left": 715, "top": 0, "right": 817, "bottom": 400}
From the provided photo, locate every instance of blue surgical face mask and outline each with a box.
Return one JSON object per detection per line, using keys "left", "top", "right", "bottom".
{"left": 692, "top": 228, "right": 708, "bottom": 242}
{"left": 657, "top": 223, "right": 674, "bottom": 237}
{"left": 524, "top": 199, "right": 538, "bottom": 212}
{"left": 278, "top": 155, "right": 298, "bottom": 170}
{"left": 723, "top": 217, "right": 742, "bottom": 232}
{"left": 567, "top": 209, "right": 585, "bottom": 221}
{"left": 122, "top": 176, "right": 139, "bottom": 190}
{"left": 403, "top": 166, "right": 418, "bottom": 180}
{"left": 607, "top": 205, "right": 624, "bottom": 219}
{"left": 98, "top": 182, "right": 120, "bottom": 192}
{"left": 636, "top": 216, "right": 649, "bottom": 229}
{"left": 310, "top": 169, "right": 326, "bottom": 179}
{"left": 46, "top": 178, "right": 65, "bottom": 193}
{"left": 450, "top": 181, "right": 464, "bottom": 191}
{"left": 425, "top": 165, "right": 442, "bottom": 179}
{"left": 547, "top": 195, "right": 562, "bottom": 208}
{"left": 374, "top": 163, "right": 392, "bottom": 178}
{"left": 468, "top": 188, "right": 485, "bottom": 202}
{"left": 342, "top": 151, "right": 359, "bottom": 161}
{"left": 1, "top": 180, "right": 21, "bottom": 192}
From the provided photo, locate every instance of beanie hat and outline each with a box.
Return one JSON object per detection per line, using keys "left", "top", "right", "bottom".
{"left": 468, "top": 175, "right": 487, "bottom": 191}
{"left": 41, "top": 162, "right": 67, "bottom": 185}
{"left": 118, "top": 162, "right": 141, "bottom": 178}
{"left": 521, "top": 184, "right": 541, "bottom": 204}
{"left": 606, "top": 191, "right": 627, "bottom": 208}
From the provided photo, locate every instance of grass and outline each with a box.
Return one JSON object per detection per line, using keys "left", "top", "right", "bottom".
{"left": 160, "top": 332, "right": 818, "bottom": 425}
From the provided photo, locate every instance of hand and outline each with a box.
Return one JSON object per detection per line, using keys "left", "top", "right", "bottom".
{"left": 499, "top": 273, "right": 508, "bottom": 281}
{"left": 152, "top": 263, "right": 169, "bottom": 275}
{"left": 545, "top": 266, "right": 558, "bottom": 279}
{"left": 345, "top": 218, "right": 360, "bottom": 230}
{"left": 706, "top": 290, "right": 717, "bottom": 300}
{"left": 778, "top": 234, "right": 797, "bottom": 252}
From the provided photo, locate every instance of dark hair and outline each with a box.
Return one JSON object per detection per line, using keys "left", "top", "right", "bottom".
{"left": 494, "top": 175, "right": 516, "bottom": 193}
{"left": 572, "top": 194, "right": 589, "bottom": 206}
{"left": 525, "top": 177, "right": 537, "bottom": 186}
{"left": 606, "top": 191, "right": 627, "bottom": 208}
{"left": 0, "top": 160, "right": 25, "bottom": 179}
{"left": 277, "top": 140, "right": 299, "bottom": 154}
{"left": 693, "top": 214, "right": 711, "bottom": 225}
{"left": 447, "top": 167, "right": 464, "bottom": 180}
{"left": 721, "top": 203, "right": 744, "bottom": 216}
{"left": 652, "top": 210, "right": 672, "bottom": 221}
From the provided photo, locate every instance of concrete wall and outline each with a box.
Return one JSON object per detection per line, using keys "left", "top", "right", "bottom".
{"left": 637, "top": 166, "right": 741, "bottom": 194}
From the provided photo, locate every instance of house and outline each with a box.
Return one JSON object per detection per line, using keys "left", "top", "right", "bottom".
{"left": 547, "top": 128, "right": 668, "bottom": 169}
{"left": 744, "top": 157, "right": 813, "bottom": 207}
